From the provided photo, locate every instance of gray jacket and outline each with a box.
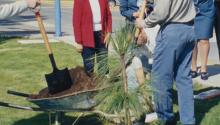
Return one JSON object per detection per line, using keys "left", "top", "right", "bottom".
{"left": 145, "top": 0, "right": 196, "bottom": 28}
{"left": 0, "top": 0, "right": 28, "bottom": 20}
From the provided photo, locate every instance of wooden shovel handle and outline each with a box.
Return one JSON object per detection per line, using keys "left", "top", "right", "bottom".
{"left": 35, "top": 12, "right": 53, "bottom": 54}
{"left": 135, "top": 0, "right": 147, "bottom": 38}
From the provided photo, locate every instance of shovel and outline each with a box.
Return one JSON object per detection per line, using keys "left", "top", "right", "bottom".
{"left": 35, "top": 12, "right": 73, "bottom": 94}
{"left": 135, "top": 0, "right": 148, "bottom": 40}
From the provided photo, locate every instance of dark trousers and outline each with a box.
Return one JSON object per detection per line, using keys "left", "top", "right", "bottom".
{"left": 215, "top": 2, "right": 220, "bottom": 58}
{"left": 82, "top": 31, "right": 108, "bottom": 76}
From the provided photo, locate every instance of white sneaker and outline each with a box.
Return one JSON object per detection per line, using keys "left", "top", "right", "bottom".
{"left": 145, "top": 112, "right": 158, "bottom": 123}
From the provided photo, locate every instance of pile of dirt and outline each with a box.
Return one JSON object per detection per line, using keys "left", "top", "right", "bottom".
{"left": 31, "top": 66, "right": 97, "bottom": 99}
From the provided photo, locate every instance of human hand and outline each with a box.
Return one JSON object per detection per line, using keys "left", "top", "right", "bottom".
{"left": 136, "top": 18, "right": 147, "bottom": 28}
{"left": 74, "top": 42, "right": 83, "bottom": 53}
{"left": 137, "top": 29, "right": 148, "bottom": 45}
{"left": 104, "top": 33, "right": 111, "bottom": 48}
{"left": 26, "top": 0, "right": 42, "bottom": 9}
{"left": 133, "top": 11, "right": 140, "bottom": 18}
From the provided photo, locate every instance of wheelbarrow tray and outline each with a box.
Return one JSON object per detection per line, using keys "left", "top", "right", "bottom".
{"left": 27, "top": 88, "right": 104, "bottom": 111}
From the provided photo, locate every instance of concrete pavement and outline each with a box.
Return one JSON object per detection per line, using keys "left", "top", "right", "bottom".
{"left": 0, "top": 1, "right": 124, "bottom": 44}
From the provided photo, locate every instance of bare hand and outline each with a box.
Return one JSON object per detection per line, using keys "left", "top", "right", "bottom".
{"left": 136, "top": 18, "right": 146, "bottom": 28}
{"left": 104, "top": 33, "right": 111, "bottom": 48}
{"left": 137, "top": 29, "right": 148, "bottom": 45}
{"left": 74, "top": 42, "right": 83, "bottom": 53}
{"left": 133, "top": 11, "right": 140, "bottom": 18}
{"left": 26, "top": 0, "right": 42, "bottom": 9}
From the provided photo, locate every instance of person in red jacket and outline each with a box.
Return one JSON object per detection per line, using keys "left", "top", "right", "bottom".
{"left": 73, "top": 0, "right": 112, "bottom": 76}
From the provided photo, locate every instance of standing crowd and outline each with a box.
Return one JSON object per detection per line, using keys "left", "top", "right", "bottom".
{"left": 0, "top": 0, "right": 220, "bottom": 125}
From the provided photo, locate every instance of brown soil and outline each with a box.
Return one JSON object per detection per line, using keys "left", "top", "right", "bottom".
{"left": 30, "top": 66, "right": 97, "bottom": 99}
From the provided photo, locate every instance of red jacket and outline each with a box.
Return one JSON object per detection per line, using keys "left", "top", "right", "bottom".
{"left": 73, "top": 0, "right": 112, "bottom": 48}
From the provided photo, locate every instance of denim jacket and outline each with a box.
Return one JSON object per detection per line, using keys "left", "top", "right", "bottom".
{"left": 119, "top": 0, "right": 139, "bottom": 21}
{"left": 193, "top": 0, "right": 216, "bottom": 17}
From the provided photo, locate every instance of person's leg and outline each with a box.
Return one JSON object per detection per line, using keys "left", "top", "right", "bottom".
{"left": 174, "top": 26, "right": 195, "bottom": 124}
{"left": 191, "top": 43, "right": 198, "bottom": 71}
{"left": 193, "top": 0, "right": 215, "bottom": 80}
{"left": 151, "top": 28, "right": 175, "bottom": 122}
{"left": 94, "top": 31, "right": 109, "bottom": 75}
{"left": 191, "top": 42, "right": 198, "bottom": 77}
{"left": 81, "top": 47, "right": 95, "bottom": 76}
{"left": 152, "top": 23, "right": 195, "bottom": 125}
{"left": 198, "top": 39, "right": 210, "bottom": 72}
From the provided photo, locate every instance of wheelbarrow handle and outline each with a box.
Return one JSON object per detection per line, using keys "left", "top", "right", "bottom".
{"left": 7, "top": 90, "right": 30, "bottom": 97}
{"left": 0, "top": 101, "right": 44, "bottom": 111}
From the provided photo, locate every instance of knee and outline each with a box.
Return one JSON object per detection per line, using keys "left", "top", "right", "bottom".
{"left": 198, "top": 39, "right": 209, "bottom": 46}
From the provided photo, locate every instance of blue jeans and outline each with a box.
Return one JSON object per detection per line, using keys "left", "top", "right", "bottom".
{"left": 151, "top": 23, "right": 196, "bottom": 124}
{"left": 81, "top": 31, "right": 108, "bottom": 76}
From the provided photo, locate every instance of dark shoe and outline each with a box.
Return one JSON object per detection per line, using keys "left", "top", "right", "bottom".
{"left": 201, "top": 72, "right": 209, "bottom": 80}
{"left": 165, "top": 119, "right": 177, "bottom": 125}
{"left": 190, "top": 70, "right": 198, "bottom": 78}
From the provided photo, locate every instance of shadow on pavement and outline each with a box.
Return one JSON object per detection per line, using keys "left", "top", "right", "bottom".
{"left": 0, "top": 15, "right": 47, "bottom": 26}
{"left": 207, "top": 64, "right": 220, "bottom": 77}
{"left": 0, "top": 31, "right": 55, "bottom": 39}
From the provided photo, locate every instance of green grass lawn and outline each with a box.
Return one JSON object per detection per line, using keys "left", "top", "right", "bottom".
{"left": 0, "top": 38, "right": 220, "bottom": 125}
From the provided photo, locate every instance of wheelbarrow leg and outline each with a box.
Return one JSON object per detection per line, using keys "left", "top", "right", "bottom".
{"left": 48, "top": 112, "right": 52, "bottom": 125}
{"left": 54, "top": 112, "right": 65, "bottom": 125}
{"left": 55, "top": 112, "right": 61, "bottom": 125}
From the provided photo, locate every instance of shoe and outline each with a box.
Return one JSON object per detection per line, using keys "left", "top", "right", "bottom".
{"left": 133, "top": 121, "right": 144, "bottom": 125}
{"left": 201, "top": 72, "right": 209, "bottom": 80}
{"left": 145, "top": 112, "right": 158, "bottom": 123}
{"left": 190, "top": 70, "right": 198, "bottom": 78}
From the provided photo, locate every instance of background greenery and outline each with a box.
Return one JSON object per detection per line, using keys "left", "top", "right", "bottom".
{"left": 0, "top": 38, "right": 220, "bottom": 125}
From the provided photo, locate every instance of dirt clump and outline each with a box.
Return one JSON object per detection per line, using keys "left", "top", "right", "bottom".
{"left": 31, "top": 66, "right": 97, "bottom": 99}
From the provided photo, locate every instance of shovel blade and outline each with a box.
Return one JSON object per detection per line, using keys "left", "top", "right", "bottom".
{"left": 45, "top": 68, "right": 73, "bottom": 94}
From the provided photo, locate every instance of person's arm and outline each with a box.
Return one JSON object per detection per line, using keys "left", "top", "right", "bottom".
{"left": 0, "top": 0, "right": 41, "bottom": 20}
{"left": 133, "top": 57, "right": 145, "bottom": 85}
{"left": 137, "top": 0, "right": 171, "bottom": 28}
{"left": 136, "top": 67, "right": 145, "bottom": 85}
{"left": 145, "top": 0, "right": 171, "bottom": 27}
{"left": 0, "top": 0, "right": 28, "bottom": 20}
{"left": 119, "top": 0, "right": 138, "bottom": 21}
{"left": 104, "top": 0, "right": 112, "bottom": 47}
{"left": 73, "top": 0, "right": 83, "bottom": 45}
{"left": 105, "top": 0, "right": 112, "bottom": 33}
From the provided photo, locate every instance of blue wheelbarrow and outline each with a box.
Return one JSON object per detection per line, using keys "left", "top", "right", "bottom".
{"left": 0, "top": 88, "right": 110, "bottom": 125}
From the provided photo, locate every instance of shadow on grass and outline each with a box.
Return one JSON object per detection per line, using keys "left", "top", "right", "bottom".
{"left": 0, "top": 36, "right": 21, "bottom": 44}
{"left": 171, "top": 87, "right": 220, "bottom": 125}
{"left": 194, "top": 87, "right": 220, "bottom": 125}
{"left": 12, "top": 113, "right": 103, "bottom": 125}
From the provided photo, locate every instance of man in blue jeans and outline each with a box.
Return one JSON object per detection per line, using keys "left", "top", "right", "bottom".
{"left": 136, "top": 0, "right": 196, "bottom": 125}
